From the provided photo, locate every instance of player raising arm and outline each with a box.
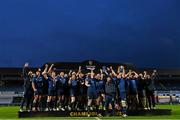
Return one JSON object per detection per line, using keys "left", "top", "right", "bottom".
{"left": 32, "top": 65, "right": 45, "bottom": 111}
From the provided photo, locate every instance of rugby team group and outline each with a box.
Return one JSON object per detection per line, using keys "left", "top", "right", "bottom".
{"left": 20, "top": 63, "right": 157, "bottom": 117}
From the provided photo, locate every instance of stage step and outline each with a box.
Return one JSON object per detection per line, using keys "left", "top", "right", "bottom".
{"left": 18, "top": 109, "right": 172, "bottom": 118}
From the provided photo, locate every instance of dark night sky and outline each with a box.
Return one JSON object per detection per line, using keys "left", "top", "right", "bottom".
{"left": 0, "top": 0, "right": 179, "bottom": 68}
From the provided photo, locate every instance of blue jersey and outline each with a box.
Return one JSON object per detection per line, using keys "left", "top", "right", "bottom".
{"left": 86, "top": 78, "right": 97, "bottom": 91}
{"left": 33, "top": 76, "right": 43, "bottom": 89}
{"left": 118, "top": 78, "right": 126, "bottom": 92}
{"left": 97, "top": 80, "right": 105, "bottom": 91}
{"left": 128, "top": 79, "right": 137, "bottom": 92}
{"left": 70, "top": 79, "right": 78, "bottom": 89}
{"left": 48, "top": 77, "right": 57, "bottom": 90}
{"left": 112, "top": 77, "right": 118, "bottom": 86}
{"left": 57, "top": 76, "right": 66, "bottom": 84}
{"left": 57, "top": 76, "right": 67, "bottom": 88}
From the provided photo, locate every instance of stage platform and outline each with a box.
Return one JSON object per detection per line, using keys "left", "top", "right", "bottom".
{"left": 18, "top": 109, "right": 172, "bottom": 118}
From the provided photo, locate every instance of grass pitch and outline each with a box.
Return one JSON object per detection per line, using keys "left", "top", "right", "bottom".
{"left": 0, "top": 105, "right": 180, "bottom": 120}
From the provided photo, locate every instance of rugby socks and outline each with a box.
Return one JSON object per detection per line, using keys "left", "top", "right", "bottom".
{"left": 61, "top": 99, "right": 65, "bottom": 108}
{"left": 57, "top": 100, "right": 61, "bottom": 108}
{"left": 46, "top": 101, "right": 50, "bottom": 110}
{"left": 33, "top": 100, "right": 38, "bottom": 110}
{"left": 96, "top": 105, "right": 99, "bottom": 110}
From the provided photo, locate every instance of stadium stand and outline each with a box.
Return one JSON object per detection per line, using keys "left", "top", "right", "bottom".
{"left": 0, "top": 96, "right": 12, "bottom": 105}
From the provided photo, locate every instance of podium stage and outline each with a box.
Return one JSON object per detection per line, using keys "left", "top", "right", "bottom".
{"left": 18, "top": 109, "right": 172, "bottom": 118}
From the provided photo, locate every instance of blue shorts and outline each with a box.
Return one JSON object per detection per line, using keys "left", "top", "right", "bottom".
{"left": 129, "top": 89, "right": 138, "bottom": 95}
{"left": 48, "top": 89, "right": 56, "bottom": 96}
{"left": 57, "top": 89, "right": 64, "bottom": 96}
{"left": 79, "top": 87, "right": 84, "bottom": 95}
{"left": 42, "top": 87, "right": 48, "bottom": 95}
{"left": 87, "top": 90, "right": 98, "bottom": 99}
{"left": 64, "top": 86, "right": 70, "bottom": 96}
{"left": 34, "top": 89, "right": 43, "bottom": 96}
{"left": 97, "top": 89, "right": 105, "bottom": 95}
{"left": 70, "top": 88, "right": 77, "bottom": 97}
